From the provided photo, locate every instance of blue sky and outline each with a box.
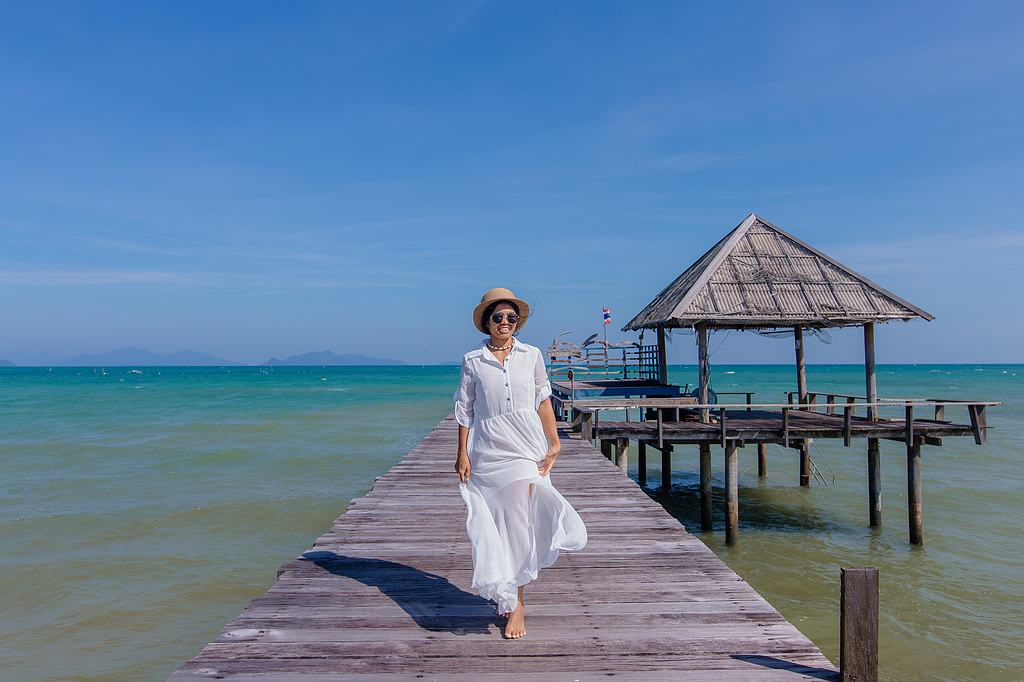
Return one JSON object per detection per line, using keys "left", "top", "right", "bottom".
{"left": 1, "top": 1, "right": 1021, "bottom": 365}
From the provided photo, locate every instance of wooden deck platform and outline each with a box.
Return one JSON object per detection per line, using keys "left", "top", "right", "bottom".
{"left": 170, "top": 415, "right": 838, "bottom": 681}
{"left": 592, "top": 408, "right": 978, "bottom": 445}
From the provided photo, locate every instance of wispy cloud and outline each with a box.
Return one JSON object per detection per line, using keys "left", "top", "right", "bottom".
{"left": 0, "top": 270, "right": 203, "bottom": 286}
{"left": 0, "top": 267, "right": 484, "bottom": 289}
{"left": 831, "top": 230, "right": 1024, "bottom": 273}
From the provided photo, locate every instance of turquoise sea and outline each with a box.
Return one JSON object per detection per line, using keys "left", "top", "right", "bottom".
{"left": 1, "top": 364, "right": 1021, "bottom": 680}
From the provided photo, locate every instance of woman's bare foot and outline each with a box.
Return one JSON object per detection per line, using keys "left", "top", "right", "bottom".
{"left": 503, "top": 586, "right": 526, "bottom": 639}
{"left": 503, "top": 602, "right": 526, "bottom": 639}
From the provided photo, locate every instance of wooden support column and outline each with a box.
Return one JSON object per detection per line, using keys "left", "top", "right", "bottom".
{"left": 864, "top": 323, "right": 878, "bottom": 421}
{"left": 757, "top": 443, "right": 767, "bottom": 478}
{"left": 656, "top": 327, "right": 668, "bottom": 385}
{"left": 637, "top": 440, "right": 647, "bottom": 485}
{"left": 795, "top": 326, "right": 813, "bottom": 485}
{"left": 600, "top": 439, "right": 612, "bottom": 461}
{"left": 700, "top": 443, "right": 712, "bottom": 532}
{"left": 868, "top": 438, "right": 881, "bottom": 527}
{"left": 614, "top": 437, "right": 628, "bottom": 474}
{"left": 697, "top": 322, "right": 710, "bottom": 423}
{"left": 794, "top": 325, "right": 807, "bottom": 406}
{"left": 661, "top": 444, "right": 673, "bottom": 490}
{"left": 840, "top": 567, "right": 879, "bottom": 682}
{"left": 799, "top": 441, "right": 811, "bottom": 487}
{"left": 580, "top": 412, "right": 593, "bottom": 443}
{"left": 907, "top": 439, "right": 923, "bottom": 545}
{"left": 724, "top": 440, "right": 739, "bottom": 545}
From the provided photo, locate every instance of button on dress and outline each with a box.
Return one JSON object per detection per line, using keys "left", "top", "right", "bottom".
{"left": 453, "top": 339, "right": 588, "bottom": 614}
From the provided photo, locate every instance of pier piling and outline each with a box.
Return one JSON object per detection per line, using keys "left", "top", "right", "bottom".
{"left": 724, "top": 440, "right": 739, "bottom": 545}
{"left": 700, "top": 442, "right": 712, "bottom": 532}
{"left": 907, "top": 439, "right": 923, "bottom": 544}
{"left": 637, "top": 439, "right": 647, "bottom": 484}
{"left": 840, "top": 567, "right": 879, "bottom": 682}
{"left": 614, "top": 436, "right": 628, "bottom": 473}
{"left": 799, "top": 441, "right": 811, "bottom": 487}
{"left": 868, "top": 438, "right": 881, "bottom": 527}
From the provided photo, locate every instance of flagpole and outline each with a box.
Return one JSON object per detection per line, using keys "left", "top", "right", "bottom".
{"left": 602, "top": 307, "right": 610, "bottom": 370}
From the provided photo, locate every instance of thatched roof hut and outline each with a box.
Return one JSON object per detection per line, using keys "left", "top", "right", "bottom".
{"left": 620, "top": 213, "right": 934, "bottom": 426}
{"left": 623, "top": 213, "right": 932, "bottom": 332}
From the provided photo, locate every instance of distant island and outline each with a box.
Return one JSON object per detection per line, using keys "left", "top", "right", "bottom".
{"left": 0, "top": 359, "right": 14, "bottom": 367}
{"left": 53, "top": 347, "right": 242, "bottom": 366}
{"left": 263, "top": 350, "right": 406, "bottom": 366}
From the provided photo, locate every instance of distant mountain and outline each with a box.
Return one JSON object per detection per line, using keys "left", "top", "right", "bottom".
{"left": 54, "top": 347, "right": 242, "bottom": 366}
{"left": 437, "top": 360, "right": 462, "bottom": 366}
{"left": 0, "top": 359, "right": 14, "bottom": 367}
{"left": 263, "top": 350, "right": 405, "bottom": 366}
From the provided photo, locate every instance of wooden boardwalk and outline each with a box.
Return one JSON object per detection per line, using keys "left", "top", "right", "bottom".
{"left": 171, "top": 415, "right": 838, "bottom": 681}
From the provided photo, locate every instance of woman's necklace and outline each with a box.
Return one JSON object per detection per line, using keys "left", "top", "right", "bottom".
{"left": 487, "top": 338, "right": 515, "bottom": 352}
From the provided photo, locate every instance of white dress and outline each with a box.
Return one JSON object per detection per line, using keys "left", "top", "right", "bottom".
{"left": 453, "top": 339, "right": 588, "bottom": 614}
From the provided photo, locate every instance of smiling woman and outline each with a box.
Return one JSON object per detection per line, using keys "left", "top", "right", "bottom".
{"left": 452, "top": 287, "right": 588, "bottom": 640}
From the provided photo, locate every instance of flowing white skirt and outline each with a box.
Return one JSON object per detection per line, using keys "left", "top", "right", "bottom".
{"left": 458, "top": 408, "right": 588, "bottom": 614}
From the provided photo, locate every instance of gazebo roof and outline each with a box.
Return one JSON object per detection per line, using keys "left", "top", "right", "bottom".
{"left": 622, "top": 213, "right": 934, "bottom": 331}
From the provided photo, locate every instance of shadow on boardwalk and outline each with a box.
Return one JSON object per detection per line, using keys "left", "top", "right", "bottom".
{"left": 732, "top": 655, "right": 838, "bottom": 680}
{"left": 299, "top": 550, "right": 502, "bottom": 636}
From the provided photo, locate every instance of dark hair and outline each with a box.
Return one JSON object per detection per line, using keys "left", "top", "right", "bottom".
{"left": 481, "top": 300, "right": 520, "bottom": 332}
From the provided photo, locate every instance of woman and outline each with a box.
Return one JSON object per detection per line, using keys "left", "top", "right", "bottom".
{"left": 453, "top": 287, "right": 588, "bottom": 639}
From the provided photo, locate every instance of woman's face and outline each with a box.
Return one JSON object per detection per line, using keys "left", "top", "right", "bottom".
{"left": 487, "top": 302, "right": 519, "bottom": 342}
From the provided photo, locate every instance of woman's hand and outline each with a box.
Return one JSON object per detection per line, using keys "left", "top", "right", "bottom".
{"left": 455, "top": 452, "right": 471, "bottom": 483}
{"left": 537, "top": 442, "right": 561, "bottom": 477}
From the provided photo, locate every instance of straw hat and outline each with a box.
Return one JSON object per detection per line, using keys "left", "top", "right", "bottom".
{"left": 473, "top": 287, "right": 531, "bottom": 334}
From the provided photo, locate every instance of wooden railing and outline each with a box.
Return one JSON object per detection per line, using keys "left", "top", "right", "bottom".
{"left": 548, "top": 343, "right": 660, "bottom": 382}
{"left": 553, "top": 395, "right": 1000, "bottom": 450}
{"left": 716, "top": 391, "right": 755, "bottom": 411}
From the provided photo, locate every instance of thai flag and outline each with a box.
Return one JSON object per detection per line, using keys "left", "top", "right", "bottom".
{"left": 602, "top": 307, "right": 611, "bottom": 326}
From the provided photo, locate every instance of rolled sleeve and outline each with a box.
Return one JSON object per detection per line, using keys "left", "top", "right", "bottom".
{"left": 453, "top": 356, "right": 476, "bottom": 428}
{"left": 533, "top": 348, "right": 552, "bottom": 409}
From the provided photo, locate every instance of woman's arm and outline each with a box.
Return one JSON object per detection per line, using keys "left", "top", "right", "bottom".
{"left": 453, "top": 357, "right": 475, "bottom": 483}
{"left": 534, "top": 349, "right": 561, "bottom": 476}
{"left": 537, "top": 397, "right": 561, "bottom": 476}
{"left": 455, "top": 425, "right": 471, "bottom": 483}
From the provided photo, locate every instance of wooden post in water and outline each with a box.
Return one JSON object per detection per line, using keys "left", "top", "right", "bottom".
{"left": 757, "top": 443, "right": 767, "bottom": 478}
{"left": 657, "top": 327, "right": 668, "bottom": 385}
{"left": 840, "top": 567, "right": 879, "bottom": 682}
{"left": 600, "top": 439, "right": 612, "bottom": 461}
{"left": 697, "top": 322, "right": 710, "bottom": 424}
{"left": 724, "top": 440, "right": 739, "bottom": 545}
{"left": 614, "top": 437, "right": 628, "bottom": 474}
{"left": 868, "top": 438, "right": 881, "bottom": 527}
{"left": 795, "top": 326, "right": 812, "bottom": 486}
{"left": 700, "top": 443, "right": 712, "bottom": 531}
{"left": 907, "top": 438, "right": 923, "bottom": 545}
{"left": 799, "top": 441, "right": 811, "bottom": 487}
{"left": 865, "top": 323, "right": 882, "bottom": 528}
{"left": 661, "top": 444, "right": 672, "bottom": 490}
{"left": 637, "top": 440, "right": 647, "bottom": 485}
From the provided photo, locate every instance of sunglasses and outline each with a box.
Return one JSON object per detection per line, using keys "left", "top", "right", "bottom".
{"left": 490, "top": 312, "right": 520, "bottom": 325}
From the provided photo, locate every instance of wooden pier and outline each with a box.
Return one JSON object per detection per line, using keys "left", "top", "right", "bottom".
{"left": 171, "top": 415, "right": 838, "bottom": 680}
{"left": 558, "top": 395, "right": 996, "bottom": 547}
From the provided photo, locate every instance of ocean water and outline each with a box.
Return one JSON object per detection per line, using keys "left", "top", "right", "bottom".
{"left": 0, "top": 364, "right": 1021, "bottom": 680}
